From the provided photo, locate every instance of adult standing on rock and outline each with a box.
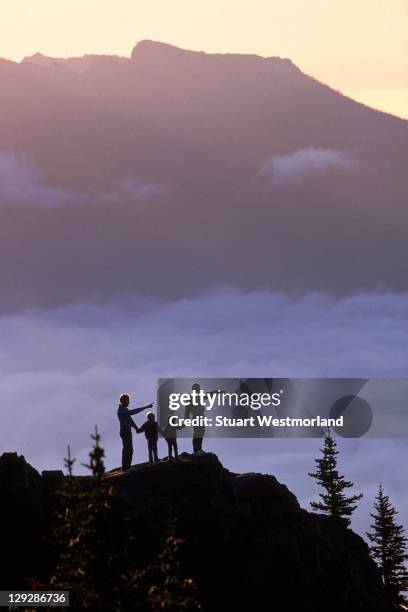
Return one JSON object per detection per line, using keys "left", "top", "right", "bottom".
{"left": 184, "top": 383, "right": 219, "bottom": 454}
{"left": 117, "top": 393, "right": 154, "bottom": 471}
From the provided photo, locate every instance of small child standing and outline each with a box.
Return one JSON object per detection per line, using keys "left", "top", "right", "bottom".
{"left": 163, "top": 416, "right": 184, "bottom": 461}
{"left": 136, "top": 412, "right": 163, "bottom": 465}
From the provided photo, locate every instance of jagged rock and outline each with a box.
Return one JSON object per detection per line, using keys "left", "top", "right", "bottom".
{"left": 106, "top": 453, "right": 392, "bottom": 612}
{"left": 0, "top": 453, "right": 44, "bottom": 589}
{"left": 0, "top": 451, "right": 393, "bottom": 611}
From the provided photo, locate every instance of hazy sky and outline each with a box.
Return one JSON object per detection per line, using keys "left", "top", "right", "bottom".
{"left": 0, "top": 0, "right": 407, "bottom": 118}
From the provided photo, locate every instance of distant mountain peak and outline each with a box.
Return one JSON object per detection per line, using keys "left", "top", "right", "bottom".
{"left": 131, "top": 39, "right": 205, "bottom": 60}
{"left": 131, "top": 39, "right": 300, "bottom": 74}
{"left": 20, "top": 41, "right": 299, "bottom": 76}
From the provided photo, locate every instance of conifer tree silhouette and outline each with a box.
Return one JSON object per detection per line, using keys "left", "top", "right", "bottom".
{"left": 50, "top": 444, "right": 99, "bottom": 609}
{"left": 50, "top": 429, "right": 118, "bottom": 609}
{"left": 82, "top": 426, "right": 106, "bottom": 485}
{"left": 309, "top": 431, "right": 363, "bottom": 526}
{"left": 367, "top": 484, "right": 408, "bottom": 609}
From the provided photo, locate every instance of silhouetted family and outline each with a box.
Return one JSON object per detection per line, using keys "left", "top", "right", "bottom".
{"left": 117, "top": 387, "right": 208, "bottom": 471}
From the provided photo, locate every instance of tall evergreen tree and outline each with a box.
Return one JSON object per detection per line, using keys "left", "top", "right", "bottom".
{"left": 367, "top": 484, "right": 408, "bottom": 609}
{"left": 82, "top": 426, "right": 106, "bottom": 485}
{"left": 50, "top": 428, "right": 118, "bottom": 609}
{"left": 50, "top": 444, "right": 99, "bottom": 608}
{"left": 308, "top": 431, "right": 363, "bottom": 526}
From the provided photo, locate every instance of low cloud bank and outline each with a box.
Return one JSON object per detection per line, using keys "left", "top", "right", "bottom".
{"left": 260, "top": 148, "right": 358, "bottom": 187}
{"left": 0, "top": 153, "right": 71, "bottom": 206}
{"left": 0, "top": 288, "right": 407, "bottom": 537}
{"left": 0, "top": 152, "right": 160, "bottom": 208}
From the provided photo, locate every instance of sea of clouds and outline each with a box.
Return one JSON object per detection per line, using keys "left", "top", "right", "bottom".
{"left": 1, "top": 288, "right": 407, "bottom": 537}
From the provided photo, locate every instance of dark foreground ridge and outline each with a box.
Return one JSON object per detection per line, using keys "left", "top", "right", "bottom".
{"left": 0, "top": 451, "right": 393, "bottom": 611}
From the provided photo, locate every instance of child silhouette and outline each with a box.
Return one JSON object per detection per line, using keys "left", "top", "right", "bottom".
{"left": 163, "top": 415, "right": 184, "bottom": 461}
{"left": 136, "top": 412, "right": 164, "bottom": 465}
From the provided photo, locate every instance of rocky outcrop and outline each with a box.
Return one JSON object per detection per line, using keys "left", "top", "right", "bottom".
{"left": 0, "top": 453, "right": 44, "bottom": 589}
{"left": 0, "top": 451, "right": 393, "bottom": 611}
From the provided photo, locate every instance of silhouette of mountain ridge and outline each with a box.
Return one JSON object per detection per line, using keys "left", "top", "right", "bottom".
{"left": 0, "top": 41, "right": 407, "bottom": 308}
